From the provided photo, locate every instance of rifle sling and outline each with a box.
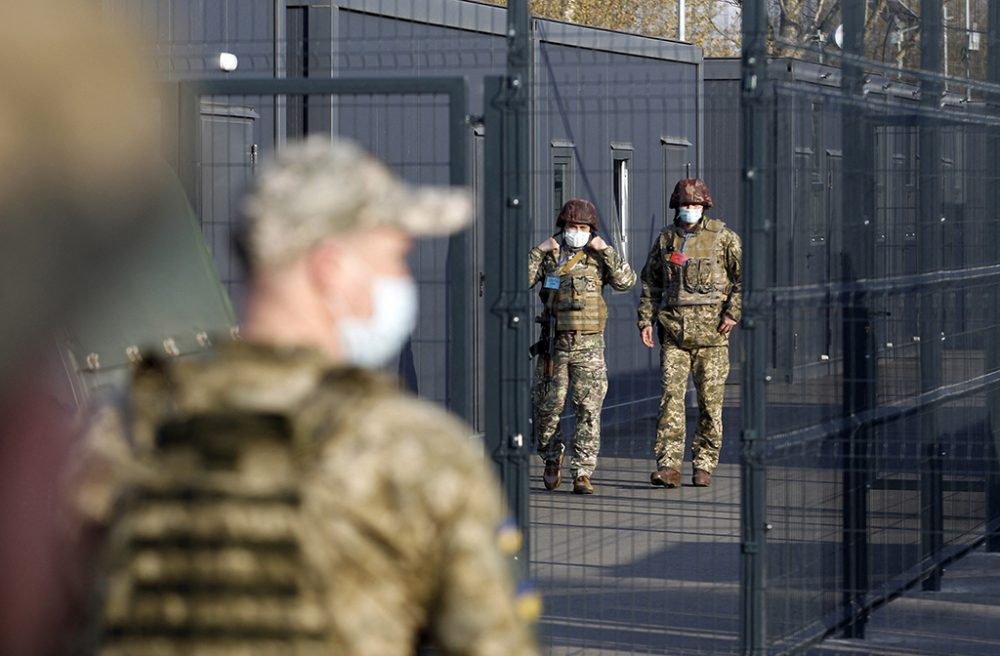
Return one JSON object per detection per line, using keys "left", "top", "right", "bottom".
{"left": 555, "top": 249, "right": 588, "bottom": 276}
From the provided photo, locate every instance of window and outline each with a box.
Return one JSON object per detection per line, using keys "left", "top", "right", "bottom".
{"left": 612, "top": 143, "right": 633, "bottom": 261}
{"left": 661, "top": 136, "right": 692, "bottom": 224}
{"left": 551, "top": 140, "right": 575, "bottom": 217}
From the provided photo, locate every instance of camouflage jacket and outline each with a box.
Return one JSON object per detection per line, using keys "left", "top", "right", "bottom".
{"left": 67, "top": 340, "right": 539, "bottom": 656}
{"left": 637, "top": 218, "right": 742, "bottom": 348}
{"left": 528, "top": 242, "right": 636, "bottom": 333}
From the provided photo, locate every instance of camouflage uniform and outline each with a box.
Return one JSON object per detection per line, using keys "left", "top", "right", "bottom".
{"left": 529, "top": 242, "right": 636, "bottom": 480}
{"left": 67, "top": 341, "right": 539, "bottom": 656}
{"left": 638, "top": 215, "right": 742, "bottom": 475}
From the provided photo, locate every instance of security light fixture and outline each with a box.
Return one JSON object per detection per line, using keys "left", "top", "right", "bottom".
{"left": 219, "top": 52, "right": 238, "bottom": 72}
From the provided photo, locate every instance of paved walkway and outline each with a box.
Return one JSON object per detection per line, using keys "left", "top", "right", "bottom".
{"left": 530, "top": 453, "right": 743, "bottom": 655}
{"left": 527, "top": 416, "right": 1000, "bottom": 655}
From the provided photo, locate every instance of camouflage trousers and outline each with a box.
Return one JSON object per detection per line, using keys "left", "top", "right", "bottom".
{"left": 532, "top": 332, "right": 608, "bottom": 479}
{"left": 654, "top": 340, "right": 730, "bottom": 473}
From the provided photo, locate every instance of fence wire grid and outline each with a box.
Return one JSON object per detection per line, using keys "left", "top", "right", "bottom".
{"left": 741, "top": 1, "right": 1000, "bottom": 654}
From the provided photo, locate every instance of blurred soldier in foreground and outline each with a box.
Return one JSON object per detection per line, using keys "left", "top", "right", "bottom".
{"left": 637, "top": 179, "right": 741, "bottom": 488}
{"left": 529, "top": 199, "right": 636, "bottom": 495}
{"left": 67, "top": 137, "right": 540, "bottom": 655}
{"left": 0, "top": 2, "right": 162, "bottom": 654}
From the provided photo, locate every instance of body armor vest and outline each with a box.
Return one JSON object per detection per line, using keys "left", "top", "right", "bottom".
{"left": 94, "top": 360, "right": 384, "bottom": 656}
{"left": 545, "top": 252, "right": 607, "bottom": 333}
{"left": 659, "top": 218, "right": 729, "bottom": 307}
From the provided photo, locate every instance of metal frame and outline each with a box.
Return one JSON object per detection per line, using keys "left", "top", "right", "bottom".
{"left": 610, "top": 142, "right": 633, "bottom": 261}
{"left": 661, "top": 136, "right": 694, "bottom": 230}
{"left": 740, "top": 0, "right": 770, "bottom": 650}
{"left": 550, "top": 140, "right": 576, "bottom": 219}
{"left": 176, "top": 76, "right": 473, "bottom": 423}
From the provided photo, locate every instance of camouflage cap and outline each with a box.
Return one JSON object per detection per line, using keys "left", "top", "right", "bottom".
{"left": 668, "top": 178, "right": 713, "bottom": 209}
{"left": 242, "top": 136, "right": 472, "bottom": 267}
{"left": 556, "top": 198, "right": 601, "bottom": 232}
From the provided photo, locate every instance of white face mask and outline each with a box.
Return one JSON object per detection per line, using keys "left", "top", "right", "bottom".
{"left": 564, "top": 229, "right": 590, "bottom": 249}
{"left": 337, "top": 276, "right": 418, "bottom": 369}
{"left": 678, "top": 207, "right": 703, "bottom": 224}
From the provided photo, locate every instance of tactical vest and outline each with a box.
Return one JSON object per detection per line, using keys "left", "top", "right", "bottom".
{"left": 93, "top": 357, "right": 383, "bottom": 656}
{"left": 545, "top": 251, "right": 607, "bottom": 333}
{"left": 659, "top": 218, "right": 729, "bottom": 307}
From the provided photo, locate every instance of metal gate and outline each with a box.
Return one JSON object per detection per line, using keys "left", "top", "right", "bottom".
{"left": 173, "top": 76, "right": 477, "bottom": 425}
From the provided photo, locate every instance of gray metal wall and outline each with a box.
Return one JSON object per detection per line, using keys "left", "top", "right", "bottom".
{"left": 703, "top": 58, "right": 742, "bottom": 236}
{"left": 330, "top": 6, "right": 506, "bottom": 410}
{"left": 100, "top": 0, "right": 276, "bottom": 78}
{"left": 703, "top": 57, "right": 744, "bottom": 378}
{"left": 333, "top": 6, "right": 703, "bottom": 421}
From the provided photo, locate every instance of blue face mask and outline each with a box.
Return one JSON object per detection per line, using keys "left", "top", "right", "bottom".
{"left": 337, "top": 276, "right": 418, "bottom": 368}
{"left": 678, "top": 207, "right": 703, "bottom": 224}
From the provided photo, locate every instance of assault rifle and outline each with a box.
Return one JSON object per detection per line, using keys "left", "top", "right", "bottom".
{"left": 529, "top": 309, "right": 557, "bottom": 379}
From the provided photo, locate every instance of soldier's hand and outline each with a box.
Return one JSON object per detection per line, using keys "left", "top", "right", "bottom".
{"left": 588, "top": 235, "right": 608, "bottom": 252}
{"left": 718, "top": 314, "right": 737, "bottom": 335}
{"left": 640, "top": 326, "right": 655, "bottom": 349}
{"left": 537, "top": 237, "right": 560, "bottom": 253}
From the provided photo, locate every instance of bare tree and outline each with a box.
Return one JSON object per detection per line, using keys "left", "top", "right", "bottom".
{"left": 688, "top": 0, "right": 742, "bottom": 55}
{"left": 483, "top": 0, "right": 742, "bottom": 56}
{"left": 761, "top": 0, "right": 990, "bottom": 83}
{"left": 482, "top": 0, "right": 990, "bottom": 79}
{"left": 479, "top": 0, "right": 638, "bottom": 28}
{"left": 632, "top": 1, "right": 741, "bottom": 55}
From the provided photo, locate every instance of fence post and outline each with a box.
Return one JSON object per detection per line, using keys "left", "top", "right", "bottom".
{"left": 840, "top": 0, "right": 875, "bottom": 637}
{"left": 446, "top": 84, "right": 473, "bottom": 425}
{"left": 739, "top": 0, "right": 770, "bottom": 651}
{"left": 986, "top": 0, "right": 1000, "bottom": 555}
{"left": 482, "top": 0, "right": 533, "bottom": 574}
{"left": 919, "top": 0, "right": 945, "bottom": 590}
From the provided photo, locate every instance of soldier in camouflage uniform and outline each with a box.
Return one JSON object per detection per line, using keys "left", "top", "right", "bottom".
{"left": 637, "top": 178, "right": 741, "bottom": 488}
{"left": 529, "top": 199, "right": 636, "bottom": 495}
{"left": 66, "top": 137, "right": 540, "bottom": 656}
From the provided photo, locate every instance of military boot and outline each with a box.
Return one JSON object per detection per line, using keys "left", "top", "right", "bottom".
{"left": 572, "top": 475, "right": 594, "bottom": 495}
{"left": 650, "top": 467, "right": 681, "bottom": 488}
{"left": 692, "top": 468, "right": 712, "bottom": 487}
{"left": 543, "top": 454, "right": 563, "bottom": 490}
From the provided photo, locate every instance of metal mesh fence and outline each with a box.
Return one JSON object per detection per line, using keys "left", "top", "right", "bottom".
{"left": 741, "top": 1, "right": 1000, "bottom": 653}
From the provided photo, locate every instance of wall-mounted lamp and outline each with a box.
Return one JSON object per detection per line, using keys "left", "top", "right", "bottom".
{"left": 219, "top": 52, "right": 238, "bottom": 72}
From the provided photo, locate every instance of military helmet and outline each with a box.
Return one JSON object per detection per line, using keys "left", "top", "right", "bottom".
{"left": 556, "top": 198, "right": 601, "bottom": 232}
{"left": 668, "top": 178, "right": 713, "bottom": 209}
